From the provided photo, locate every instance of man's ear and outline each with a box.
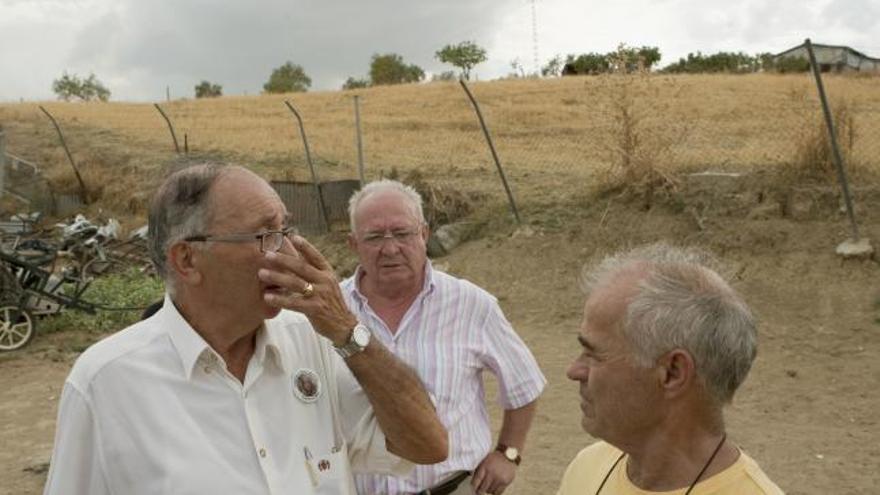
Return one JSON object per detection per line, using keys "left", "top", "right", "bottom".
{"left": 657, "top": 349, "right": 696, "bottom": 399}
{"left": 420, "top": 222, "right": 430, "bottom": 243}
{"left": 168, "top": 242, "right": 203, "bottom": 287}
{"left": 347, "top": 232, "right": 358, "bottom": 252}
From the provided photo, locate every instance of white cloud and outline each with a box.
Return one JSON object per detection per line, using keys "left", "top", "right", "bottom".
{"left": 0, "top": 0, "right": 877, "bottom": 102}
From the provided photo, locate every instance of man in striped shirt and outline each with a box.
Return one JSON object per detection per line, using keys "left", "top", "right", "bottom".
{"left": 341, "top": 180, "right": 547, "bottom": 495}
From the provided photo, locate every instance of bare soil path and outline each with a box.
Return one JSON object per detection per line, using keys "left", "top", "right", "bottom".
{"left": 2, "top": 198, "right": 878, "bottom": 495}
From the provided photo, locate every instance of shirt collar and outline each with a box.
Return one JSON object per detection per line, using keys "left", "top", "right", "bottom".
{"left": 349, "top": 260, "right": 437, "bottom": 305}
{"left": 258, "top": 317, "right": 293, "bottom": 375}
{"left": 163, "top": 294, "right": 291, "bottom": 379}
{"left": 163, "top": 294, "right": 213, "bottom": 380}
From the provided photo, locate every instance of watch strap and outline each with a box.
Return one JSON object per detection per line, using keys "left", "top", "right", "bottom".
{"left": 334, "top": 323, "right": 370, "bottom": 358}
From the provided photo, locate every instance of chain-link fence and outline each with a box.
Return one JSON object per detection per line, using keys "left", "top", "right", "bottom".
{"left": 2, "top": 72, "right": 878, "bottom": 226}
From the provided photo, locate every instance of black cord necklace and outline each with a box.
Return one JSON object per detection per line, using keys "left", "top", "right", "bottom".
{"left": 594, "top": 434, "right": 727, "bottom": 495}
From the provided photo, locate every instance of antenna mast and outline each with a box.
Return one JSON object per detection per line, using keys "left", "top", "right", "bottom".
{"left": 531, "top": 0, "right": 539, "bottom": 74}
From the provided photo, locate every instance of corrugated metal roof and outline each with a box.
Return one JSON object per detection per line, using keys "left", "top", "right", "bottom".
{"left": 774, "top": 42, "right": 880, "bottom": 62}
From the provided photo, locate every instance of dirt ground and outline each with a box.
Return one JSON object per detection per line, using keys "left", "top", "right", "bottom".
{"left": 1, "top": 180, "right": 878, "bottom": 495}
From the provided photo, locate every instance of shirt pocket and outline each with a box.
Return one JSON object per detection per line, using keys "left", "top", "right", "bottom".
{"left": 305, "top": 446, "right": 353, "bottom": 494}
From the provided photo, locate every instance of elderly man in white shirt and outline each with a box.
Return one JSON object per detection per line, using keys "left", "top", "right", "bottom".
{"left": 343, "top": 180, "right": 546, "bottom": 495}
{"left": 43, "top": 164, "right": 447, "bottom": 495}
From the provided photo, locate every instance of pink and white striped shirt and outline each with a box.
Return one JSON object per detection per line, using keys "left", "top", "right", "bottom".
{"left": 341, "top": 262, "right": 546, "bottom": 494}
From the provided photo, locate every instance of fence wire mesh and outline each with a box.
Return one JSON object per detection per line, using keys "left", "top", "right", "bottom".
{"left": 2, "top": 72, "right": 878, "bottom": 224}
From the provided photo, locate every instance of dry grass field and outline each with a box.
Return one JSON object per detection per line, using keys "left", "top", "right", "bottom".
{"left": 1, "top": 73, "right": 879, "bottom": 215}
{"left": 1, "top": 73, "right": 879, "bottom": 495}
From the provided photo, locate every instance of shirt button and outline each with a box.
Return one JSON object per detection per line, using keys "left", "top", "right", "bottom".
{"left": 259, "top": 448, "right": 267, "bottom": 458}
{"left": 203, "top": 366, "right": 211, "bottom": 374}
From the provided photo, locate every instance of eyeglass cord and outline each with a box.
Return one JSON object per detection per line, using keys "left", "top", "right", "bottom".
{"left": 594, "top": 434, "right": 727, "bottom": 495}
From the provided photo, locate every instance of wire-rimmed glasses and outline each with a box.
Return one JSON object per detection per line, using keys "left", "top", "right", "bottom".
{"left": 184, "top": 227, "right": 298, "bottom": 253}
{"left": 360, "top": 227, "right": 421, "bottom": 247}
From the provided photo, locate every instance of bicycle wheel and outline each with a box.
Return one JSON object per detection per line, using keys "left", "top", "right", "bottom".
{"left": 0, "top": 305, "right": 35, "bottom": 351}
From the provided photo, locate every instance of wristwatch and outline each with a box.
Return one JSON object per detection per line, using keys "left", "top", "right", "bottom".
{"left": 334, "top": 323, "right": 371, "bottom": 358}
{"left": 495, "top": 444, "right": 521, "bottom": 465}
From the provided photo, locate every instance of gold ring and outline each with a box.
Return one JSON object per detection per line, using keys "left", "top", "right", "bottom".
{"left": 301, "top": 282, "right": 315, "bottom": 298}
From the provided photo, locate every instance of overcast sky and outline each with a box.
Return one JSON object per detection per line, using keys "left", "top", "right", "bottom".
{"left": 1, "top": 0, "right": 878, "bottom": 102}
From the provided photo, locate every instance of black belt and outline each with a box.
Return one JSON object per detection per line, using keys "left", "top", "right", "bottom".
{"left": 414, "top": 471, "right": 471, "bottom": 495}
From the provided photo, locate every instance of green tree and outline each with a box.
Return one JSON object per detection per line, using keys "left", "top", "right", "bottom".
{"left": 80, "top": 74, "right": 111, "bottom": 101}
{"left": 663, "top": 51, "right": 764, "bottom": 74}
{"left": 435, "top": 41, "right": 487, "bottom": 80}
{"left": 773, "top": 56, "right": 810, "bottom": 73}
{"left": 263, "top": 62, "right": 311, "bottom": 94}
{"left": 369, "top": 53, "right": 424, "bottom": 86}
{"left": 510, "top": 58, "right": 526, "bottom": 78}
{"left": 541, "top": 55, "right": 564, "bottom": 77}
{"left": 756, "top": 52, "right": 775, "bottom": 72}
{"left": 564, "top": 53, "right": 610, "bottom": 75}
{"left": 194, "top": 80, "right": 223, "bottom": 98}
{"left": 52, "top": 72, "right": 82, "bottom": 101}
{"left": 52, "top": 72, "right": 110, "bottom": 101}
{"left": 608, "top": 44, "right": 662, "bottom": 72}
{"left": 342, "top": 77, "right": 369, "bottom": 90}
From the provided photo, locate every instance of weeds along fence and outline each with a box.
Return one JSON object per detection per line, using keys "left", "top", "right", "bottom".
{"left": 2, "top": 72, "right": 879, "bottom": 224}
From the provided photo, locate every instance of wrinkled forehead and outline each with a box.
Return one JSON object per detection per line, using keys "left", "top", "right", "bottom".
{"left": 582, "top": 267, "right": 646, "bottom": 330}
{"left": 208, "top": 169, "right": 287, "bottom": 230}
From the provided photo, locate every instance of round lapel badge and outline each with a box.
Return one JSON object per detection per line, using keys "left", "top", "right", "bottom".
{"left": 292, "top": 368, "right": 322, "bottom": 403}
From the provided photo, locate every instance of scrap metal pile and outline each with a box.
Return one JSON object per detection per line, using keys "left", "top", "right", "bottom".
{"left": 0, "top": 213, "right": 153, "bottom": 351}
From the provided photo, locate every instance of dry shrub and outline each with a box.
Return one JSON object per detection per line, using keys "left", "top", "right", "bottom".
{"left": 788, "top": 89, "right": 859, "bottom": 181}
{"left": 44, "top": 166, "right": 101, "bottom": 204}
{"left": 593, "top": 74, "right": 691, "bottom": 208}
{"left": 388, "top": 168, "right": 479, "bottom": 228}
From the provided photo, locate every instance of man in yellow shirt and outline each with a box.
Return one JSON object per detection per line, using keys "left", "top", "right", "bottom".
{"left": 558, "top": 244, "right": 784, "bottom": 495}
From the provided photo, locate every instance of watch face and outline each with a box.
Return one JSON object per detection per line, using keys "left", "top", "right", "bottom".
{"left": 504, "top": 447, "right": 519, "bottom": 460}
{"left": 353, "top": 325, "right": 371, "bottom": 347}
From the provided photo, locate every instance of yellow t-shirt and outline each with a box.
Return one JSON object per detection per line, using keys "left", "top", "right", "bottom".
{"left": 557, "top": 441, "right": 784, "bottom": 495}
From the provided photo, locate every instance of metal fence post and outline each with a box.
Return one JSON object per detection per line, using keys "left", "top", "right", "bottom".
{"left": 39, "top": 106, "right": 89, "bottom": 204}
{"left": 459, "top": 80, "right": 522, "bottom": 224}
{"left": 353, "top": 95, "right": 365, "bottom": 186}
{"left": 805, "top": 38, "right": 860, "bottom": 241}
{"left": 284, "top": 100, "right": 330, "bottom": 232}
{"left": 154, "top": 103, "right": 181, "bottom": 153}
{"left": 0, "top": 127, "right": 6, "bottom": 199}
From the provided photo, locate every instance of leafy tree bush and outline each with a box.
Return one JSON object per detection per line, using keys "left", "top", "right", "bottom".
{"left": 607, "top": 44, "right": 662, "bottom": 72}
{"left": 661, "top": 51, "right": 808, "bottom": 74}
{"left": 509, "top": 58, "right": 527, "bottom": 78}
{"left": 564, "top": 53, "right": 609, "bottom": 75}
{"left": 369, "top": 53, "right": 424, "bottom": 86}
{"left": 541, "top": 55, "right": 564, "bottom": 77}
{"left": 342, "top": 77, "right": 370, "bottom": 90}
{"left": 664, "top": 51, "right": 759, "bottom": 73}
{"left": 435, "top": 41, "right": 487, "bottom": 80}
{"left": 194, "top": 80, "right": 223, "bottom": 98}
{"left": 263, "top": 62, "right": 311, "bottom": 93}
{"left": 52, "top": 73, "right": 81, "bottom": 101}
{"left": 562, "top": 44, "right": 661, "bottom": 75}
{"left": 52, "top": 72, "right": 111, "bottom": 101}
{"left": 773, "top": 56, "right": 810, "bottom": 73}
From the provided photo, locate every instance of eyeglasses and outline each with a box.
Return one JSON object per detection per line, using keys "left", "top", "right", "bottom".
{"left": 184, "top": 227, "right": 298, "bottom": 253}
{"left": 360, "top": 227, "right": 421, "bottom": 246}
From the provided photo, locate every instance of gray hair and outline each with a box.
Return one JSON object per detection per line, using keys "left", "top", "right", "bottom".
{"left": 348, "top": 179, "right": 425, "bottom": 232}
{"left": 581, "top": 243, "right": 757, "bottom": 405}
{"left": 147, "top": 163, "right": 227, "bottom": 285}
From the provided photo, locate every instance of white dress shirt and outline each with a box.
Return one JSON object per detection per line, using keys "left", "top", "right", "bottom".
{"left": 342, "top": 263, "right": 547, "bottom": 494}
{"left": 43, "top": 296, "right": 409, "bottom": 495}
